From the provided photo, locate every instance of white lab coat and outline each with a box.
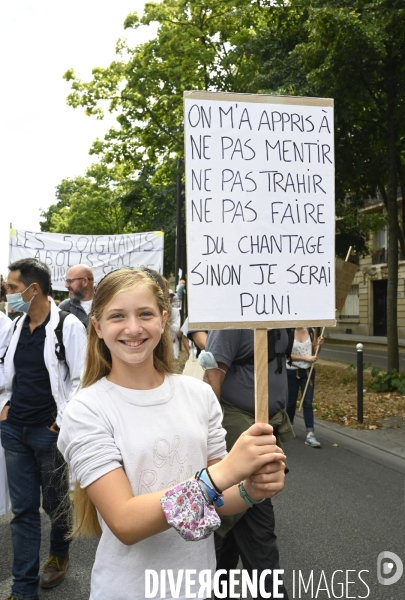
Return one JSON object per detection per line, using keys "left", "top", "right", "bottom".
{"left": 0, "top": 312, "right": 13, "bottom": 514}
{"left": 0, "top": 298, "right": 87, "bottom": 426}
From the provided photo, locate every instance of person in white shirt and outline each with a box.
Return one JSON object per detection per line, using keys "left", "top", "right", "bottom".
{"left": 57, "top": 267, "right": 286, "bottom": 600}
{"left": 0, "top": 258, "right": 87, "bottom": 599}
{"left": 286, "top": 327, "right": 324, "bottom": 448}
{"left": 180, "top": 317, "right": 191, "bottom": 355}
{"left": 59, "top": 264, "right": 94, "bottom": 327}
{"left": 168, "top": 289, "right": 181, "bottom": 359}
{"left": 0, "top": 311, "right": 12, "bottom": 516}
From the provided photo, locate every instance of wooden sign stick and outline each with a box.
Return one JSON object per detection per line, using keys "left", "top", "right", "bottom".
{"left": 299, "top": 246, "right": 353, "bottom": 411}
{"left": 254, "top": 329, "right": 269, "bottom": 423}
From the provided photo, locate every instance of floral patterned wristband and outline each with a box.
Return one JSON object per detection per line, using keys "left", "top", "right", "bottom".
{"left": 160, "top": 479, "right": 221, "bottom": 541}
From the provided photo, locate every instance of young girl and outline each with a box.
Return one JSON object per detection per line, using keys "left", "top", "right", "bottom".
{"left": 57, "top": 268, "right": 286, "bottom": 600}
{"left": 286, "top": 327, "right": 324, "bottom": 448}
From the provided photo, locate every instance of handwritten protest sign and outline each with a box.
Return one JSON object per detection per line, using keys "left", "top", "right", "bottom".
{"left": 184, "top": 91, "right": 336, "bottom": 330}
{"left": 9, "top": 228, "right": 164, "bottom": 291}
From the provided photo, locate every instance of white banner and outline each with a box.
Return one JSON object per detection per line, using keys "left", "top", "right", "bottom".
{"left": 9, "top": 229, "right": 164, "bottom": 291}
{"left": 184, "top": 91, "right": 335, "bottom": 328}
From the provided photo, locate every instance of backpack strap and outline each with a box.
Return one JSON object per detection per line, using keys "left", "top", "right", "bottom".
{"left": 0, "top": 315, "right": 23, "bottom": 364}
{"left": 1, "top": 312, "right": 74, "bottom": 366}
{"left": 54, "top": 311, "right": 71, "bottom": 362}
{"left": 233, "top": 329, "right": 290, "bottom": 374}
{"left": 61, "top": 300, "right": 71, "bottom": 314}
{"left": 13, "top": 315, "right": 23, "bottom": 332}
{"left": 285, "top": 328, "right": 295, "bottom": 367}
{"left": 271, "top": 328, "right": 295, "bottom": 374}
{"left": 269, "top": 329, "right": 283, "bottom": 374}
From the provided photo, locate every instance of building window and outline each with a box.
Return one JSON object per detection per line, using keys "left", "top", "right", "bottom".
{"left": 372, "top": 228, "right": 387, "bottom": 264}
{"left": 339, "top": 285, "right": 359, "bottom": 319}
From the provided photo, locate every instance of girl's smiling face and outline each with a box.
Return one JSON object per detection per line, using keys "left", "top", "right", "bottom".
{"left": 92, "top": 284, "right": 168, "bottom": 371}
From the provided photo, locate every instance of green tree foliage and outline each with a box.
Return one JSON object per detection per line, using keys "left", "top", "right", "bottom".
{"left": 287, "top": 1, "right": 405, "bottom": 369}
{"left": 61, "top": 0, "right": 388, "bottom": 259}
{"left": 41, "top": 165, "right": 125, "bottom": 235}
{"left": 57, "top": 0, "right": 273, "bottom": 277}
{"left": 119, "top": 161, "right": 178, "bottom": 276}
{"left": 63, "top": 0, "right": 267, "bottom": 166}
{"left": 40, "top": 162, "right": 178, "bottom": 276}
{"left": 52, "top": 0, "right": 404, "bottom": 366}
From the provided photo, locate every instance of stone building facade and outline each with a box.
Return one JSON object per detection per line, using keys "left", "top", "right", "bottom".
{"left": 335, "top": 196, "right": 405, "bottom": 339}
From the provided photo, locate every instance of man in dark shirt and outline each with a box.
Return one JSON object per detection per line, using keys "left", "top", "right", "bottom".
{"left": 0, "top": 259, "right": 86, "bottom": 600}
{"left": 59, "top": 264, "right": 94, "bottom": 327}
{"left": 205, "top": 329, "right": 292, "bottom": 600}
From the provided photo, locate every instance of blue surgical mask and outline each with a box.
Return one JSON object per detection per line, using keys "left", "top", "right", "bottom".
{"left": 7, "top": 284, "right": 34, "bottom": 313}
{"left": 198, "top": 351, "right": 219, "bottom": 370}
{"left": 198, "top": 351, "right": 227, "bottom": 374}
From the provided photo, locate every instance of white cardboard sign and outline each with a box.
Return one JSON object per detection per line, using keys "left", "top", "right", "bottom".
{"left": 184, "top": 91, "right": 335, "bottom": 329}
{"left": 9, "top": 228, "right": 164, "bottom": 291}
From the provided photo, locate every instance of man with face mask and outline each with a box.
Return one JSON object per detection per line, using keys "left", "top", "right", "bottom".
{"left": 59, "top": 264, "right": 94, "bottom": 327}
{"left": 0, "top": 258, "right": 87, "bottom": 600}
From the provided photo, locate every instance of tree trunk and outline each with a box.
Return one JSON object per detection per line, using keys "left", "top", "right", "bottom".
{"left": 386, "top": 109, "right": 399, "bottom": 371}
{"left": 378, "top": 180, "right": 405, "bottom": 256}
{"left": 397, "top": 158, "right": 405, "bottom": 258}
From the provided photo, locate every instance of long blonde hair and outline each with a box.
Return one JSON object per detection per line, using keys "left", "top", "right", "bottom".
{"left": 72, "top": 268, "right": 176, "bottom": 538}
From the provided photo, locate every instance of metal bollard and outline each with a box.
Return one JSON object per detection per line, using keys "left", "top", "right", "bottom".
{"left": 356, "top": 343, "right": 363, "bottom": 423}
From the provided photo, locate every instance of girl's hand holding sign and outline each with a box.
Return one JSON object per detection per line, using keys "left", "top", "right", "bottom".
{"left": 208, "top": 422, "right": 286, "bottom": 506}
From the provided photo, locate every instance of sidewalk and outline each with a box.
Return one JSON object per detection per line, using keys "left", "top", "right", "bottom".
{"left": 294, "top": 412, "right": 405, "bottom": 474}
{"left": 310, "top": 334, "right": 405, "bottom": 471}
{"left": 325, "top": 332, "right": 405, "bottom": 347}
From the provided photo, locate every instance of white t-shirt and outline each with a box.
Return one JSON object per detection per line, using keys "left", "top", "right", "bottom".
{"left": 180, "top": 317, "right": 188, "bottom": 336}
{"left": 58, "top": 374, "right": 227, "bottom": 600}
{"left": 80, "top": 299, "right": 93, "bottom": 315}
{"left": 171, "top": 306, "right": 181, "bottom": 337}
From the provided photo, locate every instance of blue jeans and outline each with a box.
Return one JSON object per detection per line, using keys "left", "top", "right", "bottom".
{"left": 0, "top": 420, "right": 70, "bottom": 600}
{"left": 286, "top": 368, "right": 315, "bottom": 431}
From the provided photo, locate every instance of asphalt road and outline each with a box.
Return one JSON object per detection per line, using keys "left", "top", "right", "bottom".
{"left": 0, "top": 512, "right": 97, "bottom": 600}
{"left": 1, "top": 418, "right": 404, "bottom": 599}
{"left": 274, "top": 417, "right": 405, "bottom": 600}
{"left": 321, "top": 343, "right": 405, "bottom": 371}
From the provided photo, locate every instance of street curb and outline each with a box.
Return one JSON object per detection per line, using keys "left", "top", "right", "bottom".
{"left": 294, "top": 413, "right": 405, "bottom": 475}
{"left": 326, "top": 335, "right": 405, "bottom": 348}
